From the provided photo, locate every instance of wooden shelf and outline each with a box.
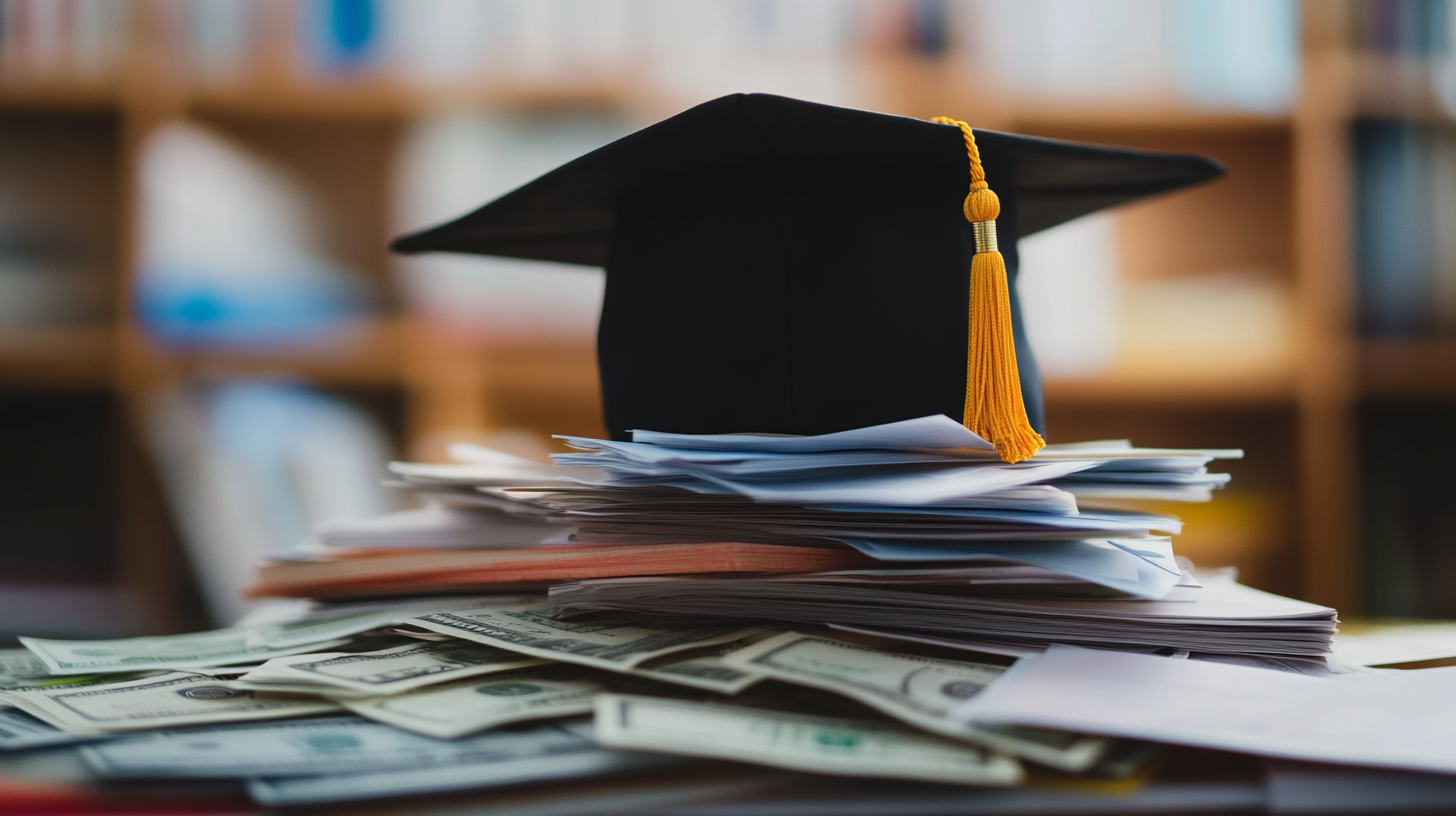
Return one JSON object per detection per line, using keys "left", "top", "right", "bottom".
{"left": 1360, "top": 338, "right": 1456, "bottom": 399}
{"left": 0, "top": 75, "right": 1301, "bottom": 133}
{"left": 131, "top": 317, "right": 407, "bottom": 388}
{"left": 0, "top": 83, "right": 119, "bottom": 112}
{"left": 0, "top": 325, "right": 114, "bottom": 389}
{"left": 184, "top": 81, "right": 635, "bottom": 118}
{"left": 1010, "top": 105, "right": 1291, "bottom": 134}
{"left": 1349, "top": 53, "right": 1448, "bottom": 120}
{"left": 1044, "top": 366, "right": 1296, "bottom": 406}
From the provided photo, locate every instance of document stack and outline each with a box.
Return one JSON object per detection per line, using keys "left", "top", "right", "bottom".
{"left": 0, "top": 412, "right": 1351, "bottom": 811}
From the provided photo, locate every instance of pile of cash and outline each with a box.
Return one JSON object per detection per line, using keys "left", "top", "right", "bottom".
{"left": 3, "top": 416, "right": 1354, "bottom": 811}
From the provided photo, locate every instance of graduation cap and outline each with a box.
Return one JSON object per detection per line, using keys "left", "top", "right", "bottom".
{"left": 392, "top": 94, "right": 1223, "bottom": 461}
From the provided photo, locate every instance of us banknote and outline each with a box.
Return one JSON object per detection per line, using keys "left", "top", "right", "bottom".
{"left": 594, "top": 693, "right": 1022, "bottom": 786}
{"left": 0, "top": 649, "right": 48, "bottom": 678}
{"left": 238, "top": 640, "right": 547, "bottom": 697}
{"left": 408, "top": 601, "right": 761, "bottom": 671}
{"left": 2, "top": 672, "right": 338, "bottom": 733}
{"left": 624, "top": 633, "right": 773, "bottom": 694}
{"left": 244, "top": 719, "right": 679, "bottom": 807}
{"left": 721, "top": 632, "right": 1107, "bottom": 771}
{"left": 20, "top": 598, "right": 509, "bottom": 675}
{"left": 81, "top": 714, "right": 608, "bottom": 778}
{"left": 342, "top": 668, "right": 604, "bottom": 738}
{"left": 0, "top": 705, "right": 112, "bottom": 750}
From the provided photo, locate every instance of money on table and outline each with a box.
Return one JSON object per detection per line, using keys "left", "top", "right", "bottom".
{"left": 81, "top": 714, "right": 607, "bottom": 779}
{"left": 622, "top": 634, "right": 772, "bottom": 695}
{"left": 1, "top": 672, "right": 340, "bottom": 733}
{"left": 594, "top": 693, "right": 1023, "bottom": 787}
{"left": 17, "top": 598, "right": 508, "bottom": 675}
{"left": 0, "top": 649, "right": 49, "bottom": 679}
{"left": 342, "top": 667, "right": 605, "bottom": 738}
{"left": 721, "top": 631, "right": 1107, "bottom": 771}
{"left": 238, "top": 639, "right": 548, "bottom": 697}
{"left": 245, "top": 718, "right": 682, "bottom": 807}
{"left": 0, "top": 706, "right": 113, "bottom": 751}
{"left": 406, "top": 599, "right": 764, "bottom": 671}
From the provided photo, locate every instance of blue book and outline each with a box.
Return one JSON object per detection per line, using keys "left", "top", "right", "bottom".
{"left": 299, "top": 0, "right": 381, "bottom": 76}
{"left": 1354, "top": 119, "right": 1434, "bottom": 336}
{"left": 1173, "top": 0, "right": 1299, "bottom": 113}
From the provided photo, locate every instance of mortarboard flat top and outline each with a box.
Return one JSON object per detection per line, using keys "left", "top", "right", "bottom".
{"left": 393, "top": 94, "right": 1224, "bottom": 442}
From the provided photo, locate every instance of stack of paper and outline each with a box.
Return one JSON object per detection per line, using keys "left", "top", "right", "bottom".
{"left": 956, "top": 644, "right": 1456, "bottom": 775}
{"left": 361, "top": 416, "right": 1236, "bottom": 602}
{"left": 552, "top": 571, "right": 1337, "bottom": 658}
{"left": 9, "top": 418, "right": 1394, "bottom": 812}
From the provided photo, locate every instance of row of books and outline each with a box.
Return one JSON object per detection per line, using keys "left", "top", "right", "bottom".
{"left": 0, "top": 0, "right": 128, "bottom": 84}
{"left": 1356, "top": 0, "right": 1452, "bottom": 55}
{"left": 1, "top": 0, "right": 1300, "bottom": 114}
{"left": 1354, "top": 118, "right": 1456, "bottom": 337}
{"left": 20, "top": 0, "right": 1456, "bottom": 115}
{"left": 203, "top": 0, "right": 1307, "bottom": 113}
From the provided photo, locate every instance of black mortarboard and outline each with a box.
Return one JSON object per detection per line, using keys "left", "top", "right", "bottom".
{"left": 392, "top": 94, "right": 1223, "bottom": 456}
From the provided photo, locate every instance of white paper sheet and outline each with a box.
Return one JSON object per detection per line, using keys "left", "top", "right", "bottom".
{"left": 630, "top": 415, "right": 995, "bottom": 452}
{"left": 959, "top": 645, "right": 1456, "bottom": 774}
{"left": 1333, "top": 623, "right": 1456, "bottom": 667}
{"left": 832, "top": 538, "right": 1180, "bottom": 599}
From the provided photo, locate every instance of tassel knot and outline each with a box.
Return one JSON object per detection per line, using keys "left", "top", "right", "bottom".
{"left": 964, "top": 187, "right": 1000, "bottom": 223}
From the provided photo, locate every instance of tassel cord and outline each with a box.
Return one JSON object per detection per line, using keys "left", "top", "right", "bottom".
{"left": 931, "top": 116, "right": 1045, "bottom": 464}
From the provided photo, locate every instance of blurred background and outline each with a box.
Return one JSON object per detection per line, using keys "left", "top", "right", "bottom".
{"left": 0, "top": 0, "right": 1447, "bottom": 639}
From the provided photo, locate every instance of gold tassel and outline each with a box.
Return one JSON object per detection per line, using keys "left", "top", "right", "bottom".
{"left": 932, "top": 116, "right": 1045, "bottom": 464}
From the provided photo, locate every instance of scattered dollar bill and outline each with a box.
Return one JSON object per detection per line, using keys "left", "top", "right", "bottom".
{"left": 408, "top": 601, "right": 761, "bottom": 671}
{"left": 0, "top": 706, "right": 112, "bottom": 750}
{"left": 721, "top": 632, "right": 1107, "bottom": 772}
{"left": 0, "top": 649, "right": 48, "bottom": 678}
{"left": 244, "top": 719, "right": 679, "bottom": 807}
{"left": 342, "top": 668, "right": 604, "bottom": 739}
{"left": 1, "top": 672, "right": 339, "bottom": 733}
{"left": 0, "top": 672, "right": 152, "bottom": 692}
{"left": 623, "top": 634, "right": 772, "bottom": 695}
{"left": 19, "top": 599, "right": 506, "bottom": 675}
{"left": 594, "top": 694, "right": 1022, "bottom": 786}
{"left": 18, "top": 631, "right": 352, "bottom": 677}
{"left": 237, "top": 640, "right": 547, "bottom": 697}
{"left": 80, "top": 714, "right": 621, "bottom": 779}
{"left": 0, "top": 648, "right": 131, "bottom": 693}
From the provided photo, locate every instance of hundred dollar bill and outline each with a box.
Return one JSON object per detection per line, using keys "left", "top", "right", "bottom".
{"left": 0, "top": 649, "right": 48, "bottom": 678}
{"left": 237, "top": 640, "right": 547, "bottom": 697}
{"left": 19, "top": 598, "right": 510, "bottom": 675}
{"left": 408, "top": 602, "right": 762, "bottom": 671}
{"left": 342, "top": 668, "right": 603, "bottom": 738}
{"left": 623, "top": 633, "right": 772, "bottom": 695}
{"left": 0, "top": 671, "right": 153, "bottom": 692}
{"left": 0, "top": 706, "right": 113, "bottom": 750}
{"left": 80, "top": 714, "right": 636, "bottom": 781}
{"left": 0, "top": 647, "right": 120, "bottom": 692}
{"left": 19, "top": 631, "right": 349, "bottom": 677}
{"left": 594, "top": 694, "right": 1022, "bottom": 786}
{"left": 246, "top": 719, "right": 679, "bottom": 807}
{"left": 720, "top": 632, "right": 1107, "bottom": 772}
{"left": 2, "top": 672, "right": 339, "bottom": 733}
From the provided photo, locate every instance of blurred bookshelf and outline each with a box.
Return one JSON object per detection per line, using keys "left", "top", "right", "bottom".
{"left": 0, "top": 0, "right": 1429, "bottom": 633}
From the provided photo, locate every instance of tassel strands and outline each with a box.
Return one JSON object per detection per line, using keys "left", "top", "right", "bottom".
{"left": 931, "top": 116, "right": 1045, "bottom": 464}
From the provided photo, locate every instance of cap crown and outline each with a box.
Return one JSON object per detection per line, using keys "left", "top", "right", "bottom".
{"left": 393, "top": 94, "right": 1224, "bottom": 440}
